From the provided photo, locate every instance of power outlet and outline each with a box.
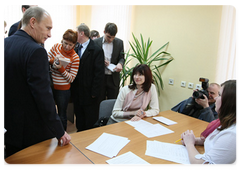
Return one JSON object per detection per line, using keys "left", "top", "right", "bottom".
{"left": 181, "top": 81, "right": 186, "bottom": 87}
{"left": 196, "top": 84, "right": 201, "bottom": 90}
{"left": 169, "top": 78, "right": 174, "bottom": 85}
{"left": 188, "top": 82, "right": 194, "bottom": 89}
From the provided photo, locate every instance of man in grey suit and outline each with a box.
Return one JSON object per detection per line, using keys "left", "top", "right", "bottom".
{"left": 94, "top": 23, "right": 125, "bottom": 103}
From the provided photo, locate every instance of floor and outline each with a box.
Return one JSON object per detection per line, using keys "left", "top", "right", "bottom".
{"left": 66, "top": 120, "right": 77, "bottom": 134}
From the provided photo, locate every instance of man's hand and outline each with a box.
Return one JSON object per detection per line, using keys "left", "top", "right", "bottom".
{"left": 105, "top": 60, "right": 110, "bottom": 67}
{"left": 58, "top": 131, "right": 71, "bottom": 146}
{"left": 195, "top": 94, "right": 209, "bottom": 108}
{"left": 113, "top": 63, "right": 122, "bottom": 72}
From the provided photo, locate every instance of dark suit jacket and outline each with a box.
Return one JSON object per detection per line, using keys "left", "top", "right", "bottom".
{"left": 171, "top": 97, "right": 218, "bottom": 122}
{"left": 94, "top": 37, "right": 125, "bottom": 87}
{"left": 71, "top": 39, "right": 105, "bottom": 105}
{"left": 8, "top": 20, "right": 20, "bottom": 37}
{"left": 4, "top": 30, "right": 64, "bottom": 150}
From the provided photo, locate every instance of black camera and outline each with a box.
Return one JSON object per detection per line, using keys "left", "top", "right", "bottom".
{"left": 192, "top": 78, "right": 209, "bottom": 99}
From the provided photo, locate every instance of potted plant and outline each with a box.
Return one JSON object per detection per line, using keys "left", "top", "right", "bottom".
{"left": 120, "top": 33, "right": 174, "bottom": 95}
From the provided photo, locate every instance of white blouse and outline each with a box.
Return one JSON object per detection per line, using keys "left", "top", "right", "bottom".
{"left": 195, "top": 124, "right": 236, "bottom": 164}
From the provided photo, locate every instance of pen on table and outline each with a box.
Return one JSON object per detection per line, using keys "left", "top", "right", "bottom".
{"left": 174, "top": 138, "right": 182, "bottom": 143}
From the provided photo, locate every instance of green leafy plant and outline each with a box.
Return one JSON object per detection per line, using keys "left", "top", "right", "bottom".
{"left": 120, "top": 33, "right": 174, "bottom": 95}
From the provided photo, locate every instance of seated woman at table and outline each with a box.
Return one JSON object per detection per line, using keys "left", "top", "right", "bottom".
{"left": 181, "top": 80, "right": 236, "bottom": 164}
{"left": 107, "top": 64, "right": 159, "bottom": 124}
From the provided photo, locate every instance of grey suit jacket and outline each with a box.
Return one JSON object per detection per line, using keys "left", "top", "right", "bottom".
{"left": 94, "top": 37, "right": 125, "bottom": 87}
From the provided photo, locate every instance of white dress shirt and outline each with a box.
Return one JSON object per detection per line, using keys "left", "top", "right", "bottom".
{"left": 102, "top": 37, "right": 113, "bottom": 75}
{"left": 195, "top": 124, "right": 236, "bottom": 164}
{"left": 79, "top": 39, "right": 90, "bottom": 57}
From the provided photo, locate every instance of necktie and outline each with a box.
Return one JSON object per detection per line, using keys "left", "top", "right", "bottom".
{"left": 78, "top": 44, "right": 83, "bottom": 58}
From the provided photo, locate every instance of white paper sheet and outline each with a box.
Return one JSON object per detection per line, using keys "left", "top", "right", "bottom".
{"left": 59, "top": 58, "right": 70, "bottom": 68}
{"left": 125, "top": 119, "right": 153, "bottom": 128}
{"left": 107, "top": 63, "right": 116, "bottom": 72}
{"left": 145, "top": 140, "right": 190, "bottom": 164}
{"left": 135, "top": 124, "right": 174, "bottom": 138}
{"left": 153, "top": 116, "right": 177, "bottom": 125}
{"left": 86, "top": 133, "right": 130, "bottom": 158}
{"left": 106, "top": 151, "right": 150, "bottom": 164}
{"left": 125, "top": 120, "right": 174, "bottom": 138}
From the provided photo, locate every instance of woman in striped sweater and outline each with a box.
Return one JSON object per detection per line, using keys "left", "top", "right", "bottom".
{"left": 48, "top": 29, "right": 80, "bottom": 130}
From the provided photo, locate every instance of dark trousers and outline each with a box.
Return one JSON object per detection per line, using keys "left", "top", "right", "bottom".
{"left": 53, "top": 89, "right": 71, "bottom": 131}
{"left": 99, "top": 75, "right": 119, "bottom": 101}
{"left": 74, "top": 99, "right": 99, "bottom": 132}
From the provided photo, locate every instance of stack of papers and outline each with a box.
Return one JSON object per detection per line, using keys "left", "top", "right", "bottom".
{"left": 145, "top": 140, "right": 190, "bottom": 164}
{"left": 153, "top": 116, "right": 177, "bottom": 125}
{"left": 125, "top": 119, "right": 174, "bottom": 138}
{"left": 59, "top": 58, "right": 71, "bottom": 68}
{"left": 106, "top": 151, "right": 150, "bottom": 164}
{"left": 86, "top": 133, "right": 130, "bottom": 158}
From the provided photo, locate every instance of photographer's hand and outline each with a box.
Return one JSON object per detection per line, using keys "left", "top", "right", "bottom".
{"left": 195, "top": 94, "right": 209, "bottom": 108}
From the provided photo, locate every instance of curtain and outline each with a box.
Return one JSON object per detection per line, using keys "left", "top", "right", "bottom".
{"left": 215, "top": 6, "right": 236, "bottom": 84}
{"left": 90, "top": 5, "right": 132, "bottom": 52}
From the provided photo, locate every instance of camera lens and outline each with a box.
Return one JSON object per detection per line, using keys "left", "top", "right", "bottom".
{"left": 193, "top": 91, "right": 203, "bottom": 99}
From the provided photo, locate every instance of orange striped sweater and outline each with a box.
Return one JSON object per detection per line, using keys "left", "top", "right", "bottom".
{"left": 48, "top": 43, "right": 80, "bottom": 90}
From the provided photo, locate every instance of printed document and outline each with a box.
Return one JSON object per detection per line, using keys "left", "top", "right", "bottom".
{"left": 125, "top": 119, "right": 153, "bottom": 128}
{"left": 145, "top": 140, "right": 190, "bottom": 164}
{"left": 86, "top": 133, "right": 130, "bottom": 158}
{"left": 106, "top": 151, "right": 150, "bottom": 164}
{"left": 153, "top": 116, "right": 177, "bottom": 125}
{"left": 125, "top": 120, "right": 174, "bottom": 138}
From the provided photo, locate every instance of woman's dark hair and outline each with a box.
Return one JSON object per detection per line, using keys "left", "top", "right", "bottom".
{"left": 218, "top": 80, "right": 236, "bottom": 131}
{"left": 128, "top": 64, "right": 153, "bottom": 92}
{"left": 90, "top": 30, "right": 100, "bottom": 38}
{"left": 63, "top": 29, "right": 78, "bottom": 44}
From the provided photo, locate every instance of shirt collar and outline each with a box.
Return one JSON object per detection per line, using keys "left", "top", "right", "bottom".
{"left": 102, "top": 36, "right": 113, "bottom": 44}
{"left": 81, "top": 38, "right": 90, "bottom": 49}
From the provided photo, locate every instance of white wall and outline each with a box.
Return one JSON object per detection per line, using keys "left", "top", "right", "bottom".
{"left": 3, "top": 5, "right": 76, "bottom": 52}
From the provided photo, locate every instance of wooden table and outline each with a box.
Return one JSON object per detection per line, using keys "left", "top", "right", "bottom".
{"left": 70, "top": 110, "right": 209, "bottom": 164}
{"left": 5, "top": 138, "right": 92, "bottom": 164}
{"left": 5, "top": 110, "right": 209, "bottom": 164}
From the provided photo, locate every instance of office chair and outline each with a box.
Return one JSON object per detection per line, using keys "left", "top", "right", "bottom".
{"left": 93, "top": 99, "right": 116, "bottom": 127}
{"left": 99, "top": 99, "right": 116, "bottom": 118}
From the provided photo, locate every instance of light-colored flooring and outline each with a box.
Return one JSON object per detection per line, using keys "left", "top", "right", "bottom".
{"left": 66, "top": 120, "right": 77, "bottom": 134}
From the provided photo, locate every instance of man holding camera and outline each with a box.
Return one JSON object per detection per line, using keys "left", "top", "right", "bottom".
{"left": 171, "top": 82, "right": 220, "bottom": 122}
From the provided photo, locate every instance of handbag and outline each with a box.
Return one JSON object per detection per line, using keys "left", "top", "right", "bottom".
{"left": 93, "top": 117, "right": 109, "bottom": 128}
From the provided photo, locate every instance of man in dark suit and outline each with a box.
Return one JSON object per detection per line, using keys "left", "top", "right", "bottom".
{"left": 4, "top": 7, "right": 71, "bottom": 158}
{"left": 94, "top": 23, "right": 125, "bottom": 102}
{"left": 71, "top": 23, "right": 105, "bottom": 132}
{"left": 8, "top": 5, "right": 31, "bottom": 36}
